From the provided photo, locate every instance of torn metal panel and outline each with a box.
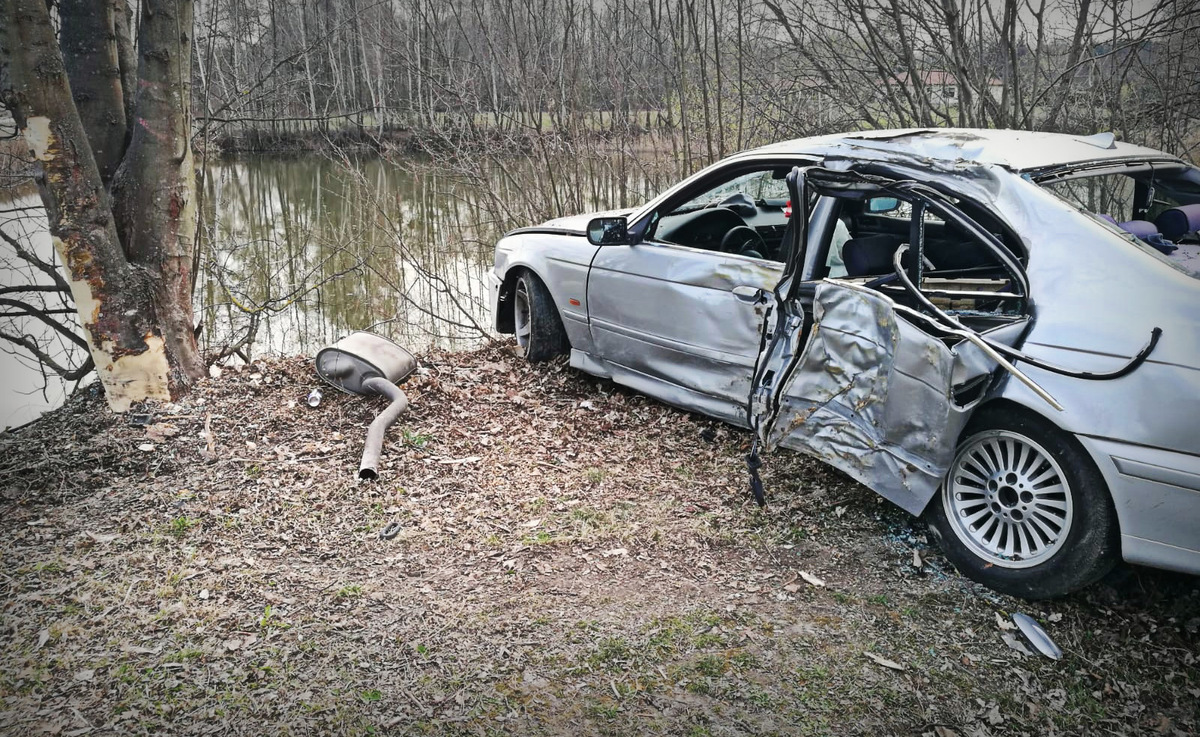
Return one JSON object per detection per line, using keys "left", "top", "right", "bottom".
{"left": 950, "top": 320, "right": 1029, "bottom": 386}
{"left": 764, "top": 281, "right": 995, "bottom": 515}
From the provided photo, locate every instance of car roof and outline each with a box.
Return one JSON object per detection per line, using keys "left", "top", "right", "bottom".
{"left": 748, "top": 128, "right": 1182, "bottom": 172}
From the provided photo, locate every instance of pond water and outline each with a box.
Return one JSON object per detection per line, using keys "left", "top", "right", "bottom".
{"left": 1, "top": 150, "right": 681, "bottom": 427}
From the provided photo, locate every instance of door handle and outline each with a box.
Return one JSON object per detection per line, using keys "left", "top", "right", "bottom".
{"left": 731, "top": 285, "right": 767, "bottom": 304}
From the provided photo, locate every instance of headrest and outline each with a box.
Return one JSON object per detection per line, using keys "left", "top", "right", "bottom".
{"left": 1095, "top": 213, "right": 1119, "bottom": 226}
{"left": 1155, "top": 204, "right": 1200, "bottom": 241}
{"left": 842, "top": 234, "right": 902, "bottom": 277}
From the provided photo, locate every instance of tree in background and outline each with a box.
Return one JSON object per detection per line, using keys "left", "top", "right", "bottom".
{"left": 1, "top": 0, "right": 204, "bottom": 411}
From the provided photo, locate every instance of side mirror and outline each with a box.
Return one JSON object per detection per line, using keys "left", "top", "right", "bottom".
{"left": 586, "top": 217, "right": 630, "bottom": 246}
{"left": 866, "top": 196, "right": 901, "bottom": 214}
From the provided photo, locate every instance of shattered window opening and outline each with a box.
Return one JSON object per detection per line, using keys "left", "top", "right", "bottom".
{"left": 813, "top": 181, "right": 1028, "bottom": 322}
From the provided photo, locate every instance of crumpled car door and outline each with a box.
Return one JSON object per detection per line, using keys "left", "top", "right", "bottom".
{"left": 747, "top": 167, "right": 1033, "bottom": 514}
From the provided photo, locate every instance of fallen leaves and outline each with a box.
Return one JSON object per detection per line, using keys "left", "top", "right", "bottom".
{"left": 1001, "top": 632, "right": 1035, "bottom": 657}
{"left": 1, "top": 348, "right": 1196, "bottom": 737}
{"left": 144, "top": 423, "right": 180, "bottom": 442}
{"left": 437, "top": 456, "right": 481, "bottom": 465}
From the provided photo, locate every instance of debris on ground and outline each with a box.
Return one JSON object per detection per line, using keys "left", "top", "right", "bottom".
{"left": 0, "top": 344, "right": 1197, "bottom": 735}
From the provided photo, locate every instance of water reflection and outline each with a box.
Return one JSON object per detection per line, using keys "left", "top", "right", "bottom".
{"left": 0, "top": 185, "right": 74, "bottom": 429}
{"left": 2, "top": 151, "right": 678, "bottom": 426}
{"left": 197, "top": 153, "right": 672, "bottom": 358}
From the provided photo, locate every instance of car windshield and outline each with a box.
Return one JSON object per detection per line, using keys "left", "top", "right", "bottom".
{"left": 671, "top": 170, "right": 789, "bottom": 214}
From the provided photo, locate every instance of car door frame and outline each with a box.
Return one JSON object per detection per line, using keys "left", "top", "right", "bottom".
{"left": 581, "top": 156, "right": 817, "bottom": 425}
{"left": 750, "top": 165, "right": 1037, "bottom": 514}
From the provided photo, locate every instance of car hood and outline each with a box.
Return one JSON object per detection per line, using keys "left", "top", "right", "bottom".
{"left": 538, "top": 208, "right": 634, "bottom": 233}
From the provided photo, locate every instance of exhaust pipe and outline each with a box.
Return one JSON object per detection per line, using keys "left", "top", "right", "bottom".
{"left": 358, "top": 376, "right": 408, "bottom": 480}
{"left": 315, "top": 332, "right": 417, "bottom": 480}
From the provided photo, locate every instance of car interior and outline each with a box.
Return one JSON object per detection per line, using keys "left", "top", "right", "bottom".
{"left": 648, "top": 168, "right": 794, "bottom": 261}
{"left": 644, "top": 164, "right": 1031, "bottom": 329}
{"left": 1040, "top": 169, "right": 1200, "bottom": 278}
{"left": 815, "top": 192, "right": 1028, "bottom": 329}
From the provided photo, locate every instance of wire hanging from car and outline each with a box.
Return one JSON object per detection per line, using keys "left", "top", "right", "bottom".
{"left": 890, "top": 244, "right": 1163, "bottom": 384}
{"left": 746, "top": 441, "right": 767, "bottom": 508}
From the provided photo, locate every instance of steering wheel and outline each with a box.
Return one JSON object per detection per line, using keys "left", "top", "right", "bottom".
{"left": 720, "top": 225, "right": 767, "bottom": 257}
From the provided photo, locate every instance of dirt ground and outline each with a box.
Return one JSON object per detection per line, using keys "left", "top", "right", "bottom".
{"left": 1, "top": 344, "right": 1197, "bottom": 736}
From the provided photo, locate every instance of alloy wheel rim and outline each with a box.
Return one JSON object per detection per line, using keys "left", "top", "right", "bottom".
{"left": 943, "top": 429, "right": 1073, "bottom": 569}
{"left": 514, "top": 281, "right": 532, "bottom": 352}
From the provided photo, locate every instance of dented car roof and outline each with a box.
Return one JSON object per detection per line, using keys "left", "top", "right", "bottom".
{"left": 748, "top": 128, "right": 1183, "bottom": 173}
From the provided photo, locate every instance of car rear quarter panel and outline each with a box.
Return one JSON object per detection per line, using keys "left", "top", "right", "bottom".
{"left": 984, "top": 177, "right": 1200, "bottom": 572}
{"left": 993, "top": 181, "right": 1200, "bottom": 458}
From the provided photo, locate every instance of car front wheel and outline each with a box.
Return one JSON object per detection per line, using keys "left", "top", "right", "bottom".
{"left": 926, "top": 407, "right": 1120, "bottom": 599}
{"left": 513, "top": 270, "right": 568, "bottom": 362}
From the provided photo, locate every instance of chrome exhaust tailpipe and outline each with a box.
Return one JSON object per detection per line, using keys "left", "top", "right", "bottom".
{"left": 315, "top": 332, "right": 417, "bottom": 480}
{"left": 357, "top": 377, "right": 408, "bottom": 480}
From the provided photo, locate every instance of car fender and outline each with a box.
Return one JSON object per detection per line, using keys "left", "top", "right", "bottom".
{"left": 493, "top": 231, "right": 600, "bottom": 352}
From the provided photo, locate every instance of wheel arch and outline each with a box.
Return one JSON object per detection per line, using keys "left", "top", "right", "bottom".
{"left": 496, "top": 263, "right": 564, "bottom": 335}
{"left": 495, "top": 265, "right": 524, "bottom": 334}
{"left": 939, "top": 395, "right": 1123, "bottom": 541}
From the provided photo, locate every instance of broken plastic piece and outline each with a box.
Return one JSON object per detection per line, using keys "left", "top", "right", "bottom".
{"left": 1013, "top": 613, "right": 1062, "bottom": 660}
{"left": 306, "top": 388, "right": 322, "bottom": 407}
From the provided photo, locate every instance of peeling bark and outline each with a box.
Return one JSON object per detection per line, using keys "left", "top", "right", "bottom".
{"left": 1, "top": 0, "right": 195, "bottom": 412}
{"left": 112, "top": 0, "right": 138, "bottom": 131}
{"left": 110, "top": 0, "right": 205, "bottom": 389}
{"left": 59, "top": 0, "right": 128, "bottom": 185}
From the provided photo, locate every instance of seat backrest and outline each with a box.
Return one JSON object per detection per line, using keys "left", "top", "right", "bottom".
{"left": 1154, "top": 204, "right": 1200, "bottom": 241}
{"left": 924, "top": 238, "right": 998, "bottom": 271}
{"left": 842, "top": 234, "right": 902, "bottom": 276}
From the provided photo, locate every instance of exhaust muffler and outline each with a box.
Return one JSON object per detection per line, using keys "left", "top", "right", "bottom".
{"left": 315, "top": 332, "right": 417, "bottom": 480}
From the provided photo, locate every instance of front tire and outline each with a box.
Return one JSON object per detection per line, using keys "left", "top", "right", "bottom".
{"left": 926, "top": 407, "right": 1119, "bottom": 599}
{"left": 513, "top": 270, "right": 568, "bottom": 362}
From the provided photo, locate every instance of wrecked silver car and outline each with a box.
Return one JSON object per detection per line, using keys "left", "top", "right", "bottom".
{"left": 490, "top": 128, "right": 1200, "bottom": 599}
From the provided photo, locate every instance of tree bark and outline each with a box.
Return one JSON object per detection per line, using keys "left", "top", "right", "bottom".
{"left": 112, "top": 0, "right": 139, "bottom": 131}
{"left": 59, "top": 0, "right": 128, "bottom": 185}
{"left": 1, "top": 0, "right": 174, "bottom": 412}
{"left": 110, "top": 0, "right": 205, "bottom": 391}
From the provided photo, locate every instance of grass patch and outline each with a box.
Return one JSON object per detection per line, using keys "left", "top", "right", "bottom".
{"left": 168, "top": 517, "right": 198, "bottom": 536}
{"left": 334, "top": 584, "right": 363, "bottom": 600}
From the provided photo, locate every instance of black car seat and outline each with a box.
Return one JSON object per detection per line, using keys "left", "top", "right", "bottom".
{"left": 842, "top": 234, "right": 903, "bottom": 276}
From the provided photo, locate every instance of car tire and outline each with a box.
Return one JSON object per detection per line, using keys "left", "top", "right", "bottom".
{"left": 926, "top": 406, "right": 1120, "bottom": 599}
{"left": 513, "top": 270, "right": 568, "bottom": 362}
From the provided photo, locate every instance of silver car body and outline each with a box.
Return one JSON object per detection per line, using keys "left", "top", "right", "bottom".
{"left": 490, "top": 128, "right": 1200, "bottom": 577}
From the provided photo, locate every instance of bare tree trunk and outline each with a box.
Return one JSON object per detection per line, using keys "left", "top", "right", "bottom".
{"left": 1042, "top": 0, "right": 1092, "bottom": 130}
{"left": 59, "top": 0, "right": 128, "bottom": 184}
{"left": 2, "top": 0, "right": 177, "bottom": 411}
{"left": 110, "top": 0, "right": 204, "bottom": 390}
{"left": 112, "top": 0, "right": 138, "bottom": 132}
